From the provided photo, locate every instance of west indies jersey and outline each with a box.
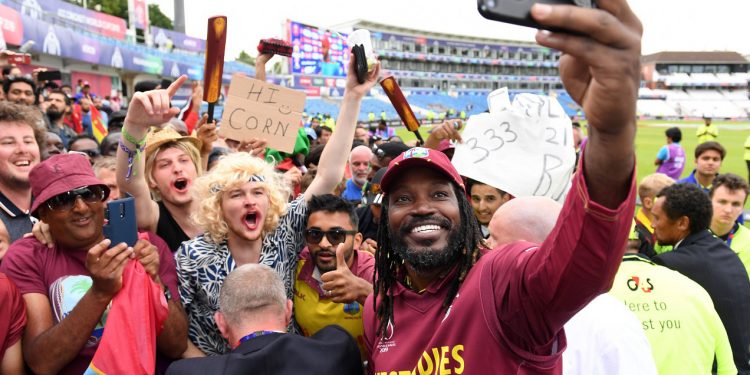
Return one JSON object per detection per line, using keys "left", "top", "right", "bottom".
{"left": 364, "top": 163, "right": 636, "bottom": 374}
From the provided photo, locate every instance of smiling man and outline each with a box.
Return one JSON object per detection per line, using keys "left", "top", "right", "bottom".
{"left": 0, "top": 154, "right": 187, "bottom": 374}
{"left": 363, "top": 0, "right": 643, "bottom": 372}
{"left": 294, "top": 194, "right": 374, "bottom": 359}
{"left": 0, "top": 101, "right": 44, "bottom": 244}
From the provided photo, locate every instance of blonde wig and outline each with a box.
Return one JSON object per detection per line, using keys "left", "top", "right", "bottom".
{"left": 191, "top": 152, "right": 290, "bottom": 244}
{"left": 144, "top": 140, "right": 202, "bottom": 200}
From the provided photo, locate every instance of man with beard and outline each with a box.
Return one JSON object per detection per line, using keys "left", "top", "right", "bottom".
{"left": 294, "top": 194, "right": 374, "bottom": 359}
{"left": 362, "top": 1, "right": 642, "bottom": 372}
{"left": 341, "top": 145, "right": 373, "bottom": 204}
{"left": 0, "top": 102, "right": 44, "bottom": 243}
{"left": 45, "top": 90, "right": 76, "bottom": 148}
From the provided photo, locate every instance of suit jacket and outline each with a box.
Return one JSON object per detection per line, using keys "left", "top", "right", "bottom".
{"left": 654, "top": 229, "right": 750, "bottom": 374}
{"left": 166, "top": 325, "right": 363, "bottom": 375}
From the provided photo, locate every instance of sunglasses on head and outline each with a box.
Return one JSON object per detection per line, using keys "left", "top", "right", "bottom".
{"left": 305, "top": 228, "right": 357, "bottom": 246}
{"left": 45, "top": 185, "right": 107, "bottom": 211}
{"left": 373, "top": 147, "right": 387, "bottom": 160}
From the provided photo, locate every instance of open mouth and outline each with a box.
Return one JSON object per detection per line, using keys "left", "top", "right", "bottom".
{"left": 244, "top": 212, "right": 260, "bottom": 230}
{"left": 173, "top": 178, "right": 189, "bottom": 192}
{"left": 13, "top": 160, "right": 31, "bottom": 167}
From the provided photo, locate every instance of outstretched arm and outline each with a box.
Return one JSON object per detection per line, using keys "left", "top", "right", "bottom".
{"left": 533, "top": 0, "right": 641, "bottom": 209}
{"left": 116, "top": 76, "right": 188, "bottom": 232}
{"left": 304, "top": 58, "right": 381, "bottom": 202}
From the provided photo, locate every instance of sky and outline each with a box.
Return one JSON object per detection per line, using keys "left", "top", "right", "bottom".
{"left": 151, "top": 0, "right": 750, "bottom": 61}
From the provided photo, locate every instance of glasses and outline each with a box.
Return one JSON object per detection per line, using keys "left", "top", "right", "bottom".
{"left": 45, "top": 185, "right": 107, "bottom": 211}
{"left": 305, "top": 228, "right": 357, "bottom": 246}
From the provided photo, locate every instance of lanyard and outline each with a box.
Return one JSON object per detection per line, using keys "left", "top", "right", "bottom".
{"left": 237, "top": 330, "right": 282, "bottom": 346}
{"left": 727, "top": 223, "right": 739, "bottom": 247}
{"left": 712, "top": 223, "right": 739, "bottom": 247}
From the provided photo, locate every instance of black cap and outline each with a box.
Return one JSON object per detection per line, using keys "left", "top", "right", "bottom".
{"left": 362, "top": 167, "right": 388, "bottom": 206}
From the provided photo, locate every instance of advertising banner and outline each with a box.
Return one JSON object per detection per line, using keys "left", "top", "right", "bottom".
{"left": 151, "top": 25, "right": 205, "bottom": 53}
{"left": 10, "top": 0, "right": 127, "bottom": 39}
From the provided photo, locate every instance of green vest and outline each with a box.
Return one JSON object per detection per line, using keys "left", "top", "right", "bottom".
{"left": 610, "top": 255, "right": 736, "bottom": 375}
{"left": 696, "top": 124, "right": 718, "bottom": 143}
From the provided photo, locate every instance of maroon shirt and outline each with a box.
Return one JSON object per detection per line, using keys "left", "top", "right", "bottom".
{"left": 364, "top": 166, "right": 636, "bottom": 374}
{"left": 0, "top": 272, "right": 26, "bottom": 359}
{"left": 0, "top": 232, "right": 179, "bottom": 375}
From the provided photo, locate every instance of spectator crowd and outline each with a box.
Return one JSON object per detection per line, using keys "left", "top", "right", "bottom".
{"left": 1, "top": 1, "right": 750, "bottom": 374}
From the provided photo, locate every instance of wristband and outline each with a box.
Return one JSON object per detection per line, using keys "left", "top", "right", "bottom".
{"left": 122, "top": 126, "right": 147, "bottom": 147}
{"left": 119, "top": 139, "right": 146, "bottom": 180}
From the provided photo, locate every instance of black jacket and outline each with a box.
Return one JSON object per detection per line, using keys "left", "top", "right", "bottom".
{"left": 166, "top": 325, "right": 363, "bottom": 375}
{"left": 654, "top": 229, "right": 750, "bottom": 373}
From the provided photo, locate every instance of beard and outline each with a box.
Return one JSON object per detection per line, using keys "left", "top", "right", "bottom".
{"left": 46, "top": 107, "right": 63, "bottom": 122}
{"left": 353, "top": 175, "right": 368, "bottom": 186}
{"left": 390, "top": 215, "right": 464, "bottom": 273}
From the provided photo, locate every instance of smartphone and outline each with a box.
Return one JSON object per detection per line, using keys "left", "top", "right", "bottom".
{"left": 38, "top": 70, "right": 61, "bottom": 81}
{"left": 103, "top": 196, "right": 138, "bottom": 247}
{"left": 478, "top": 0, "right": 596, "bottom": 30}
{"left": 351, "top": 45, "right": 368, "bottom": 84}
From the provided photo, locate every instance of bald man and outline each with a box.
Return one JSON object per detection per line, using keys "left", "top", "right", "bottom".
{"left": 341, "top": 145, "right": 373, "bottom": 204}
{"left": 488, "top": 197, "right": 657, "bottom": 375}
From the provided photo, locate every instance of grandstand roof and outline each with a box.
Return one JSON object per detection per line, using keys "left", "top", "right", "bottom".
{"left": 642, "top": 51, "right": 748, "bottom": 64}
{"left": 331, "top": 19, "right": 539, "bottom": 48}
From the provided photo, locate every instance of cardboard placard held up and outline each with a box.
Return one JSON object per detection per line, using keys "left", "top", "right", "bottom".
{"left": 219, "top": 73, "right": 306, "bottom": 154}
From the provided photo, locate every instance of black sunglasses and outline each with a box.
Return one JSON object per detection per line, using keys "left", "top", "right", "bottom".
{"left": 305, "top": 228, "right": 357, "bottom": 246}
{"left": 45, "top": 185, "right": 107, "bottom": 211}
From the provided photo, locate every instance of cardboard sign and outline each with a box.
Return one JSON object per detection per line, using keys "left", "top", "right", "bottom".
{"left": 452, "top": 92, "right": 576, "bottom": 203}
{"left": 219, "top": 74, "right": 306, "bottom": 154}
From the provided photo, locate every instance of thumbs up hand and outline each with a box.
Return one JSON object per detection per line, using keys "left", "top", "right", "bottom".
{"left": 321, "top": 243, "right": 373, "bottom": 304}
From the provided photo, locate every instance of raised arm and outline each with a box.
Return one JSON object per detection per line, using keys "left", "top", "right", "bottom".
{"left": 533, "top": 0, "right": 641, "bottom": 209}
{"left": 304, "top": 58, "right": 381, "bottom": 201}
{"left": 116, "top": 76, "right": 188, "bottom": 232}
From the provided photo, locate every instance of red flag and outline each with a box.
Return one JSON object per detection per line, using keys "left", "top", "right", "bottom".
{"left": 85, "top": 260, "right": 169, "bottom": 375}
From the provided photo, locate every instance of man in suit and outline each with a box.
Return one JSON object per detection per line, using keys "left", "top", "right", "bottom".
{"left": 167, "top": 263, "right": 363, "bottom": 375}
{"left": 652, "top": 183, "right": 750, "bottom": 374}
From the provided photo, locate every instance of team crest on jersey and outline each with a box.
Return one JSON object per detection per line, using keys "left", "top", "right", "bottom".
{"left": 343, "top": 302, "right": 360, "bottom": 315}
{"left": 376, "top": 319, "right": 397, "bottom": 353}
{"left": 403, "top": 147, "right": 430, "bottom": 159}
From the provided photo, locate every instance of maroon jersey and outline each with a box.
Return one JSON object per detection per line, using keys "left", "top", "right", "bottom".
{"left": 364, "top": 166, "right": 636, "bottom": 374}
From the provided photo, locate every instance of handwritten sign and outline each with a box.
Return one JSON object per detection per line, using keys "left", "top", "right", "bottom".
{"left": 218, "top": 73, "right": 306, "bottom": 154}
{"left": 452, "top": 92, "right": 576, "bottom": 203}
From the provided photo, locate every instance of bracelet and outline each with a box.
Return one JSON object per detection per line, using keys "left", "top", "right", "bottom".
{"left": 122, "top": 126, "right": 147, "bottom": 147}
{"left": 119, "top": 139, "right": 146, "bottom": 180}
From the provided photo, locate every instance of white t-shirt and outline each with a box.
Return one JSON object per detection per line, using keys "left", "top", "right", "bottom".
{"left": 563, "top": 294, "right": 658, "bottom": 375}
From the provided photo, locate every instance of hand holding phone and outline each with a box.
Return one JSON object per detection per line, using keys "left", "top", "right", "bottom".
{"left": 103, "top": 196, "right": 138, "bottom": 247}
{"left": 478, "top": 0, "right": 596, "bottom": 31}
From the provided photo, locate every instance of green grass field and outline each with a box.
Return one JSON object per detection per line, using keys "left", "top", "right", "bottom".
{"left": 396, "top": 120, "right": 750, "bottom": 206}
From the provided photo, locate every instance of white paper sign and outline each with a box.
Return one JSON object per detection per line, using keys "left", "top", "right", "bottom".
{"left": 452, "top": 94, "right": 576, "bottom": 203}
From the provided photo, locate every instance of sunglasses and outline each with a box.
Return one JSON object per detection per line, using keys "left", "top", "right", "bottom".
{"left": 72, "top": 149, "right": 101, "bottom": 158}
{"left": 305, "top": 228, "right": 357, "bottom": 246}
{"left": 373, "top": 147, "right": 387, "bottom": 160}
{"left": 45, "top": 185, "right": 107, "bottom": 211}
